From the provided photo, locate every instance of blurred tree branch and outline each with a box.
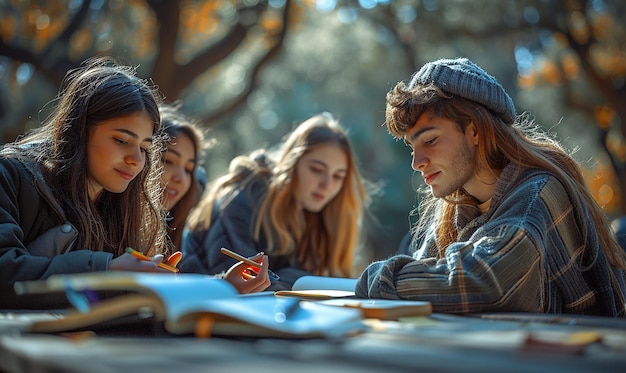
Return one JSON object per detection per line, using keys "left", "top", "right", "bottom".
{"left": 0, "top": 0, "right": 292, "bottom": 129}
{"left": 147, "top": 0, "right": 287, "bottom": 104}
{"left": 0, "top": 0, "right": 92, "bottom": 84}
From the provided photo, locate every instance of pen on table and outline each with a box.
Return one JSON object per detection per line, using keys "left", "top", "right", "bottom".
{"left": 125, "top": 247, "right": 179, "bottom": 273}
{"left": 220, "top": 247, "right": 280, "bottom": 281}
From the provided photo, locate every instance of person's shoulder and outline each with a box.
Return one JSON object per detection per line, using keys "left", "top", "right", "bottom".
{"left": 500, "top": 165, "right": 558, "bottom": 191}
{"left": 495, "top": 165, "right": 566, "bottom": 205}
{"left": 214, "top": 178, "right": 265, "bottom": 215}
{"left": 0, "top": 154, "right": 32, "bottom": 177}
{"left": 233, "top": 175, "right": 269, "bottom": 202}
{"left": 248, "top": 174, "right": 270, "bottom": 195}
{"left": 520, "top": 167, "right": 568, "bottom": 188}
{"left": 0, "top": 156, "right": 43, "bottom": 204}
{"left": 510, "top": 167, "right": 577, "bottom": 207}
{"left": 0, "top": 154, "right": 18, "bottom": 167}
{"left": 504, "top": 164, "right": 551, "bottom": 181}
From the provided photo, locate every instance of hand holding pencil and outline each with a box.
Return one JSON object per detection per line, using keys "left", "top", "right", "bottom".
{"left": 220, "top": 248, "right": 280, "bottom": 281}
{"left": 221, "top": 248, "right": 274, "bottom": 294}
{"left": 108, "top": 247, "right": 180, "bottom": 273}
{"left": 127, "top": 247, "right": 180, "bottom": 273}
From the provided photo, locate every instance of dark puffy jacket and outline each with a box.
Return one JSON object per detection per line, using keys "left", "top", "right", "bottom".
{"left": 180, "top": 180, "right": 311, "bottom": 290}
{"left": 0, "top": 157, "right": 112, "bottom": 309}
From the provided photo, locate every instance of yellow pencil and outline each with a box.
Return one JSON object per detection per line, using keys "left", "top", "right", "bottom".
{"left": 125, "top": 247, "right": 179, "bottom": 273}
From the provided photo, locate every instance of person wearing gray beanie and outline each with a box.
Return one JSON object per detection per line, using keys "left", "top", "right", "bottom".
{"left": 356, "top": 57, "right": 626, "bottom": 317}
{"left": 408, "top": 57, "right": 516, "bottom": 125}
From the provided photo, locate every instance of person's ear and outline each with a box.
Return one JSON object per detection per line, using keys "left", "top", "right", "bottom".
{"left": 467, "top": 121, "right": 479, "bottom": 146}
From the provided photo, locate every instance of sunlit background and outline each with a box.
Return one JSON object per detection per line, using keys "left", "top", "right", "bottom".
{"left": 1, "top": 0, "right": 625, "bottom": 269}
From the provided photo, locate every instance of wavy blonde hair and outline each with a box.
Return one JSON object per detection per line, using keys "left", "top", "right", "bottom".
{"left": 188, "top": 113, "right": 369, "bottom": 276}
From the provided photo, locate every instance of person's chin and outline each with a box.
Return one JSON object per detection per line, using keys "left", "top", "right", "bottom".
{"left": 105, "top": 183, "right": 131, "bottom": 194}
{"left": 430, "top": 186, "right": 445, "bottom": 198}
{"left": 168, "top": 197, "right": 181, "bottom": 209}
{"left": 303, "top": 202, "right": 325, "bottom": 213}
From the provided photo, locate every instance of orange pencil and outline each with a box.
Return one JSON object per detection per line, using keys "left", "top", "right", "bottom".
{"left": 220, "top": 248, "right": 280, "bottom": 281}
{"left": 220, "top": 247, "right": 262, "bottom": 268}
{"left": 125, "top": 247, "right": 179, "bottom": 273}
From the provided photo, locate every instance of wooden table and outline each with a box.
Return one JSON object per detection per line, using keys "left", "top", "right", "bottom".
{"left": 1, "top": 312, "right": 626, "bottom": 373}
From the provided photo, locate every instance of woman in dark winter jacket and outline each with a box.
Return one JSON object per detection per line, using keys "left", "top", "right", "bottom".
{"left": 181, "top": 113, "right": 369, "bottom": 290}
{"left": 0, "top": 57, "right": 269, "bottom": 309}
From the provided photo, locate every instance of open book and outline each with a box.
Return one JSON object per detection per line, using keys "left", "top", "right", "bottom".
{"left": 13, "top": 272, "right": 364, "bottom": 338}
{"left": 275, "top": 275, "right": 358, "bottom": 300}
{"left": 274, "top": 276, "right": 432, "bottom": 319}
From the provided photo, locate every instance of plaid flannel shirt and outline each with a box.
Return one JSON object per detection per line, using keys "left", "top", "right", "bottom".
{"left": 356, "top": 164, "right": 626, "bottom": 317}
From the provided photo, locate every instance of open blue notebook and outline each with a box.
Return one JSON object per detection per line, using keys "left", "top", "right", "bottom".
{"left": 13, "top": 272, "right": 364, "bottom": 338}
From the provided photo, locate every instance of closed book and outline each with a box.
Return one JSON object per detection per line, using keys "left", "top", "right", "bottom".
{"left": 275, "top": 275, "right": 357, "bottom": 300}
{"left": 317, "top": 299, "right": 432, "bottom": 320}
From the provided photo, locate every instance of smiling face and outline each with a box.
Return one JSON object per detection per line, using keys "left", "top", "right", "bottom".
{"left": 293, "top": 143, "right": 348, "bottom": 213}
{"left": 403, "top": 112, "right": 486, "bottom": 200}
{"left": 162, "top": 131, "right": 196, "bottom": 211}
{"left": 86, "top": 112, "right": 154, "bottom": 202}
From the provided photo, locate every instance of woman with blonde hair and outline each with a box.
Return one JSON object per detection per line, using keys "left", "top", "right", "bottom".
{"left": 181, "top": 113, "right": 369, "bottom": 289}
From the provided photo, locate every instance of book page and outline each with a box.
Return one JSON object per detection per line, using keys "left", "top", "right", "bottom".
{"left": 291, "top": 276, "right": 357, "bottom": 292}
{"left": 165, "top": 295, "right": 365, "bottom": 338}
{"left": 18, "top": 273, "right": 241, "bottom": 334}
{"left": 15, "top": 272, "right": 239, "bottom": 300}
{"left": 29, "top": 294, "right": 164, "bottom": 333}
{"left": 133, "top": 274, "right": 238, "bottom": 303}
{"left": 273, "top": 276, "right": 357, "bottom": 300}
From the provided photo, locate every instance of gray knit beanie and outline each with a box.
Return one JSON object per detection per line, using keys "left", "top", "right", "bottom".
{"left": 409, "top": 57, "right": 516, "bottom": 125}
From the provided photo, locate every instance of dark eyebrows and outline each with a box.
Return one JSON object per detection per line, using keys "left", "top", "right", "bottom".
{"left": 309, "top": 159, "right": 327, "bottom": 168}
{"left": 115, "top": 128, "right": 153, "bottom": 143}
{"left": 166, "top": 147, "right": 197, "bottom": 164}
{"left": 405, "top": 126, "right": 436, "bottom": 145}
{"left": 310, "top": 159, "right": 347, "bottom": 173}
{"left": 167, "top": 148, "right": 182, "bottom": 158}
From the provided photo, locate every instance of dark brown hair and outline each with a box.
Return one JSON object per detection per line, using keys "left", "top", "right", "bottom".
{"left": 8, "top": 56, "right": 168, "bottom": 257}
{"left": 160, "top": 102, "right": 210, "bottom": 251}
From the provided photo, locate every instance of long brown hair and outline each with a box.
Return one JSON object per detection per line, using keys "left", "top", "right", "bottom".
{"left": 386, "top": 83, "right": 626, "bottom": 269}
{"left": 188, "top": 113, "right": 369, "bottom": 277}
{"left": 160, "top": 102, "right": 210, "bottom": 251}
{"left": 5, "top": 56, "right": 168, "bottom": 257}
